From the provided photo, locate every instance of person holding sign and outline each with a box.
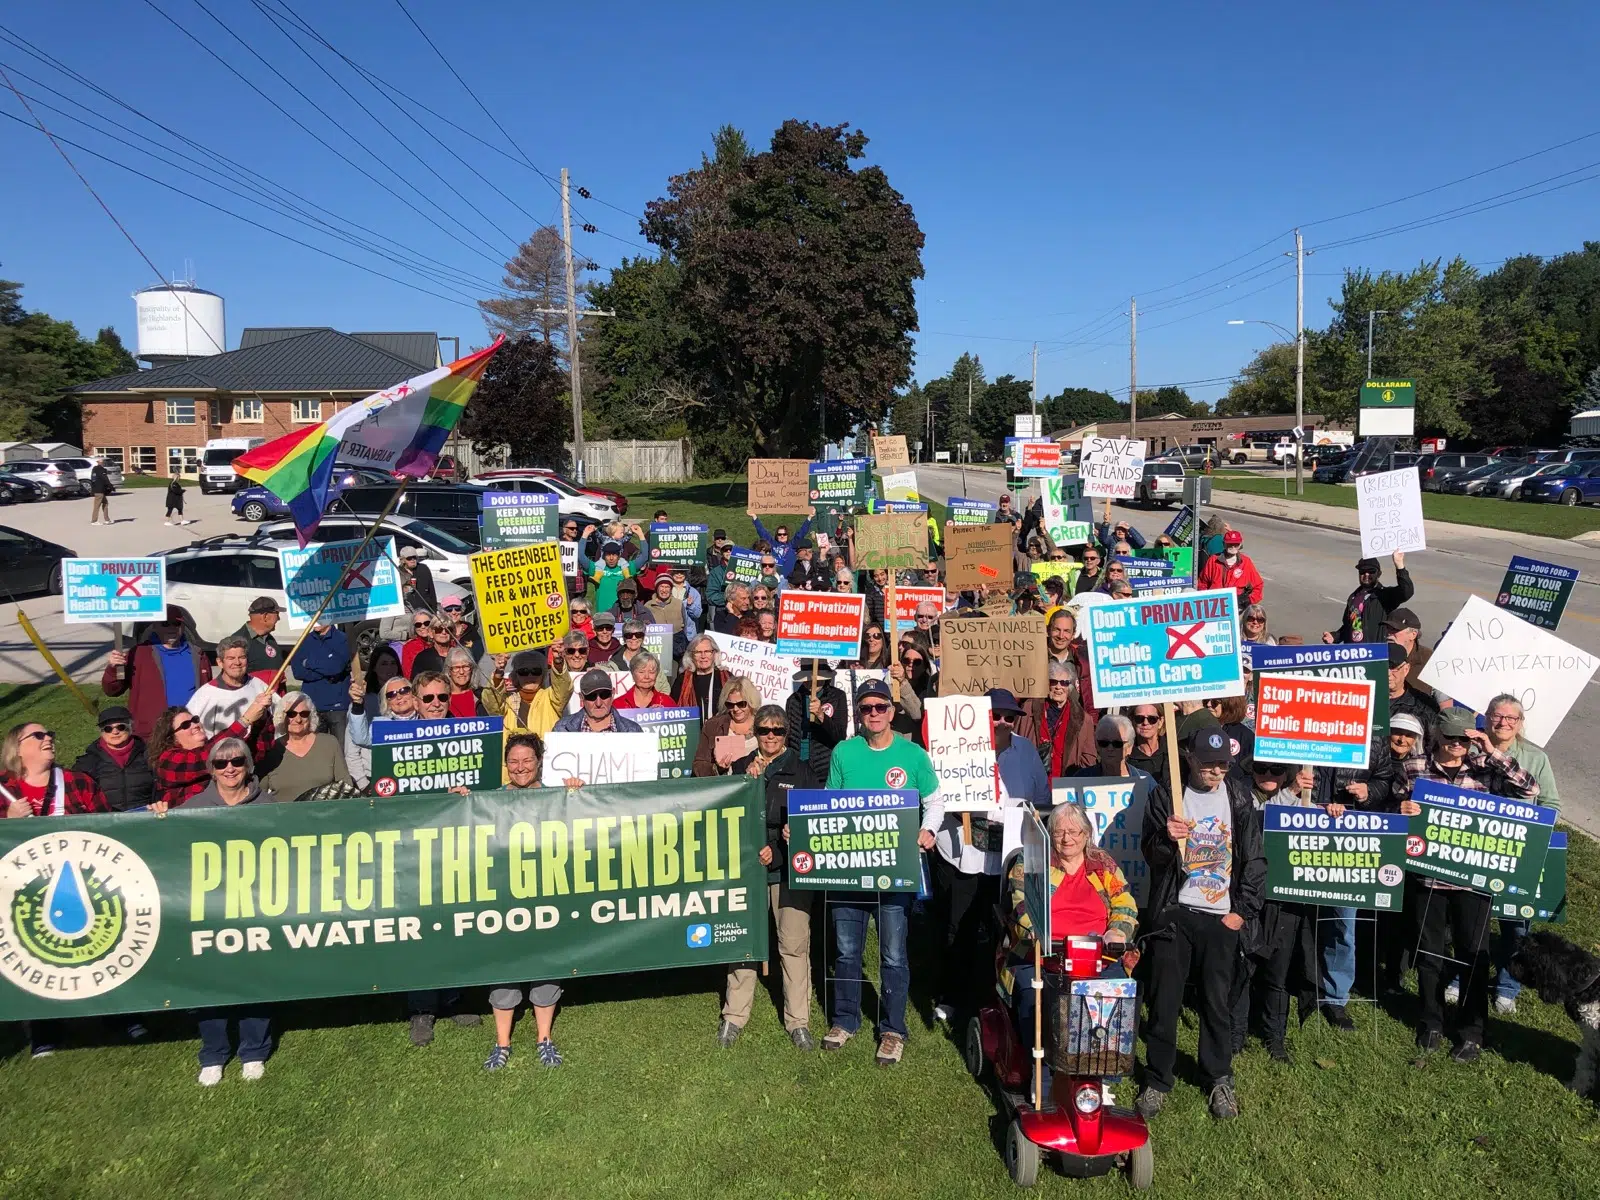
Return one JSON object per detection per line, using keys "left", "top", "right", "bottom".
{"left": 1324, "top": 553, "right": 1412, "bottom": 644}
{"left": 1138, "top": 728, "right": 1265, "bottom": 1121}
{"left": 580, "top": 533, "right": 648, "bottom": 618}
{"left": 101, "top": 605, "right": 214, "bottom": 740}
{"left": 691, "top": 679, "right": 762, "bottom": 776}
{"left": 719, "top": 706, "right": 821, "bottom": 1051}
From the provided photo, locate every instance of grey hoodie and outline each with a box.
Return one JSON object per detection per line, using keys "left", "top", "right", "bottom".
{"left": 184, "top": 778, "right": 281, "bottom": 809}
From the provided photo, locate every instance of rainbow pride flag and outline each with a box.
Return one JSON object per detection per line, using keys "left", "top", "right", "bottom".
{"left": 233, "top": 337, "right": 502, "bottom": 543}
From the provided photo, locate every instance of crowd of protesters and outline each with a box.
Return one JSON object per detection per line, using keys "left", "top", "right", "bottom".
{"left": 4, "top": 487, "right": 1559, "bottom": 1114}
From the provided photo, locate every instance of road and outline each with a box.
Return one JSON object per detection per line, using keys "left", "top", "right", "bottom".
{"left": 913, "top": 462, "right": 1600, "bottom": 840}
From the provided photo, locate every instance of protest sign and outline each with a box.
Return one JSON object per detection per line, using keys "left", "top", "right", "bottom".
{"left": 278, "top": 537, "right": 405, "bottom": 629}
{"left": 642, "top": 623, "right": 675, "bottom": 683}
{"left": 0, "top": 776, "right": 766, "bottom": 1021}
{"left": 1079, "top": 435, "right": 1145, "bottom": 500}
{"left": 1119, "top": 555, "right": 1183, "bottom": 596}
{"left": 1405, "top": 778, "right": 1557, "bottom": 899}
{"left": 746, "top": 458, "right": 812, "bottom": 515}
{"left": 478, "top": 491, "right": 558, "bottom": 549}
{"left": 872, "top": 435, "right": 911, "bottom": 470}
{"left": 1163, "top": 505, "right": 1196, "bottom": 545}
{"left": 1031, "top": 561, "right": 1081, "bottom": 591}
{"left": 890, "top": 585, "right": 945, "bottom": 633}
{"left": 1253, "top": 673, "right": 1375, "bottom": 769}
{"left": 1042, "top": 475, "right": 1092, "bottom": 546}
{"left": 1134, "top": 545, "right": 1193, "bottom": 586}
{"left": 1053, "top": 775, "right": 1150, "bottom": 907}
{"left": 1418, "top": 594, "right": 1598, "bottom": 746}
{"left": 706, "top": 632, "right": 799, "bottom": 706}
{"left": 62, "top": 557, "right": 166, "bottom": 624}
{"left": 1084, "top": 588, "right": 1243, "bottom": 706}
{"left": 853, "top": 511, "right": 927, "bottom": 569}
{"left": 631, "top": 706, "right": 701, "bottom": 779}
{"left": 1532, "top": 832, "right": 1568, "bottom": 923}
{"left": 1264, "top": 804, "right": 1408, "bottom": 909}
{"left": 943, "top": 522, "right": 1014, "bottom": 589}
{"left": 1008, "top": 440, "right": 1061, "bottom": 478}
{"left": 1249, "top": 642, "right": 1389, "bottom": 736}
{"left": 938, "top": 614, "right": 1048, "bottom": 698}
{"left": 1355, "top": 467, "right": 1426, "bottom": 557}
{"left": 559, "top": 540, "right": 579, "bottom": 581}
{"left": 776, "top": 591, "right": 866, "bottom": 659}
{"left": 1021, "top": 807, "right": 1051, "bottom": 948}
{"left": 921, "top": 695, "right": 999, "bottom": 812}
{"left": 871, "top": 499, "right": 927, "bottom": 514}
{"left": 541, "top": 731, "right": 661, "bottom": 787}
{"left": 728, "top": 547, "right": 764, "bottom": 587}
{"left": 369, "top": 716, "right": 504, "bottom": 796}
{"left": 648, "top": 523, "right": 709, "bottom": 566}
{"left": 809, "top": 458, "right": 871, "bottom": 515}
{"left": 948, "top": 497, "right": 998, "bottom": 526}
{"left": 1494, "top": 555, "right": 1578, "bottom": 630}
{"left": 469, "top": 541, "right": 569, "bottom": 654}
{"left": 879, "top": 469, "right": 919, "bottom": 501}
{"left": 785, "top": 789, "right": 921, "bottom": 892}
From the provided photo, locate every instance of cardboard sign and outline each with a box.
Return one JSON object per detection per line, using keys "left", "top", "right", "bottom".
{"left": 648, "top": 523, "right": 709, "bottom": 566}
{"left": 1418, "top": 594, "right": 1598, "bottom": 746}
{"left": 746, "top": 458, "right": 813, "bottom": 515}
{"left": 478, "top": 491, "right": 558, "bottom": 549}
{"left": 1084, "top": 588, "right": 1243, "bottom": 706}
{"left": 937, "top": 614, "right": 1048, "bottom": 698}
{"left": 1495, "top": 555, "right": 1578, "bottom": 631}
{"left": 1405, "top": 779, "right": 1556, "bottom": 899}
{"left": 630, "top": 706, "right": 702, "bottom": 780}
{"left": 1249, "top": 642, "right": 1389, "bottom": 738}
{"left": 1355, "top": 467, "right": 1426, "bottom": 557}
{"left": 469, "top": 541, "right": 570, "bottom": 654}
{"left": 786, "top": 789, "right": 921, "bottom": 892}
{"left": 62, "top": 557, "right": 167, "bottom": 624}
{"left": 1042, "top": 475, "right": 1092, "bottom": 546}
{"left": 948, "top": 497, "right": 997, "bottom": 526}
{"left": 278, "top": 537, "right": 406, "bottom": 630}
{"left": 873, "top": 435, "right": 911, "bottom": 470}
{"left": 1021, "top": 806, "right": 1052, "bottom": 948}
{"left": 369, "top": 716, "right": 504, "bottom": 796}
{"left": 1264, "top": 804, "right": 1408, "bottom": 909}
{"left": 921, "top": 695, "right": 999, "bottom": 812}
{"left": 706, "top": 632, "right": 798, "bottom": 706}
{"left": 728, "top": 547, "right": 764, "bottom": 587}
{"left": 541, "top": 731, "right": 660, "bottom": 787}
{"left": 1253, "top": 673, "right": 1376, "bottom": 769}
{"left": 809, "top": 458, "right": 871, "bottom": 515}
{"left": 776, "top": 591, "right": 866, "bottom": 659}
{"left": 854, "top": 511, "right": 927, "bottom": 570}
{"left": 943, "top": 523, "right": 1014, "bottom": 590}
{"left": 1080, "top": 436, "right": 1145, "bottom": 500}
{"left": 879, "top": 470, "right": 920, "bottom": 501}
{"left": 891, "top": 585, "right": 946, "bottom": 633}
{"left": 1053, "top": 775, "right": 1151, "bottom": 907}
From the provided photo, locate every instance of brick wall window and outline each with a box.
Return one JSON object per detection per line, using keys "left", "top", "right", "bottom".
{"left": 131, "top": 446, "right": 157, "bottom": 474}
{"left": 92, "top": 447, "right": 125, "bottom": 473}
{"left": 165, "top": 398, "right": 196, "bottom": 425}
{"left": 167, "top": 446, "right": 200, "bottom": 477}
{"left": 292, "top": 398, "right": 322, "bottom": 423}
{"left": 232, "top": 398, "right": 263, "bottom": 423}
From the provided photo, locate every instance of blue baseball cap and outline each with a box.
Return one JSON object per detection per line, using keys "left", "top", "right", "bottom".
{"left": 986, "top": 688, "right": 1024, "bottom": 716}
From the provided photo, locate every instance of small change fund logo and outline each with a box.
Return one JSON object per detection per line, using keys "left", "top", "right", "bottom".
{"left": 686, "top": 923, "right": 712, "bottom": 949}
{"left": 0, "top": 831, "right": 161, "bottom": 1000}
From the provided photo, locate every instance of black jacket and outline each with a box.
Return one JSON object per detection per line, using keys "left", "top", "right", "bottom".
{"left": 731, "top": 747, "right": 820, "bottom": 883}
{"left": 1313, "top": 736, "right": 1409, "bottom": 812}
{"left": 785, "top": 682, "right": 848, "bottom": 781}
{"left": 1333, "top": 570, "right": 1414, "bottom": 643}
{"left": 73, "top": 737, "right": 155, "bottom": 812}
{"left": 1142, "top": 767, "right": 1266, "bottom": 949}
{"left": 90, "top": 465, "right": 113, "bottom": 496}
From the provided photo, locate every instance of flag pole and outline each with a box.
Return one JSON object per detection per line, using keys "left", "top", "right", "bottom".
{"left": 265, "top": 480, "right": 413, "bottom": 694}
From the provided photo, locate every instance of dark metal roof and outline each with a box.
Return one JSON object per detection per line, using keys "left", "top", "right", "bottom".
{"left": 240, "top": 328, "right": 438, "bottom": 369}
{"left": 72, "top": 328, "right": 437, "bottom": 394}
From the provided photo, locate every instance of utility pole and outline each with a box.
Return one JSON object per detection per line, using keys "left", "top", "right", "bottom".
{"left": 967, "top": 371, "right": 973, "bottom": 417}
{"left": 1294, "top": 229, "right": 1305, "bottom": 495}
{"left": 1129, "top": 297, "right": 1138, "bottom": 442}
{"left": 1365, "top": 309, "right": 1390, "bottom": 380}
{"left": 1030, "top": 341, "right": 1038, "bottom": 421}
{"left": 560, "top": 168, "right": 585, "bottom": 482}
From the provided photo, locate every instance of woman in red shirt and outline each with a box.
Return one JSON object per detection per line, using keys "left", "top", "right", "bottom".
{"left": 1, "top": 723, "right": 108, "bottom": 818}
{"left": 445, "top": 648, "right": 491, "bottom": 717}
{"left": 614, "top": 651, "right": 673, "bottom": 709}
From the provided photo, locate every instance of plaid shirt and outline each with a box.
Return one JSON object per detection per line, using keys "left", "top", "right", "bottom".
{"left": 1400, "top": 746, "right": 1540, "bottom": 801}
{"left": 154, "top": 718, "right": 276, "bottom": 808}
{"left": 2, "top": 769, "right": 109, "bottom": 817}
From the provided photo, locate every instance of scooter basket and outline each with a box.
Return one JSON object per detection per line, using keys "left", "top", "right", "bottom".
{"left": 1043, "top": 976, "right": 1138, "bottom": 1077}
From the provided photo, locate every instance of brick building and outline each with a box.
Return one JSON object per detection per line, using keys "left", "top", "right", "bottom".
{"left": 71, "top": 327, "right": 440, "bottom": 478}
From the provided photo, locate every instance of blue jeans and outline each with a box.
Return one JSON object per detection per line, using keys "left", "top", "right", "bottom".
{"left": 1317, "top": 906, "right": 1356, "bottom": 1006}
{"left": 198, "top": 1009, "right": 271, "bottom": 1067}
{"left": 1494, "top": 918, "right": 1529, "bottom": 1000}
{"left": 829, "top": 893, "right": 912, "bottom": 1039}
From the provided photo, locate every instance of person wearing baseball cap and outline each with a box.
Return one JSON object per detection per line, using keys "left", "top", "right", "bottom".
{"left": 1197, "top": 529, "right": 1264, "bottom": 606}
{"left": 1138, "top": 725, "right": 1264, "bottom": 1121}
{"left": 579, "top": 523, "right": 647, "bottom": 618}
{"left": 70, "top": 705, "right": 155, "bottom": 813}
{"left": 551, "top": 668, "right": 643, "bottom": 737}
{"left": 395, "top": 545, "right": 439, "bottom": 614}
{"left": 1324, "top": 551, "right": 1412, "bottom": 644}
{"left": 819, "top": 677, "right": 940, "bottom": 1067}
{"left": 1381, "top": 607, "right": 1422, "bottom": 655}
{"left": 224, "top": 597, "right": 287, "bottom": 691}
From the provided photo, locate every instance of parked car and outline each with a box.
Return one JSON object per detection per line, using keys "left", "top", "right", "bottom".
{"left": 0, "top": 525, "right": 75, "bottom": 594}
{"left": 463, "top": 473, "right": 617, "bottom": 526}
{"left": 254, "top": 515, "right": 477, "bottom": 596}
{"left": 1150, "top": 444, "right": 1218, "bottom": 470}
{"left": 1442, "top": 461, "right": 1518, "bottom": 496}
{"left": 1312, "top": 451, "right": 1354, "bottom": 483}
{"left": 470, "top": 468, "right": 628, "bottom": 516}
{"left": 0, "top": 476, "right": 47, "bottom": 503}
{"left": 1347, "top": 451, "right": 1417, "bottom": 481}
{"left": 1521, "top": 461, "right": 1600, "bottom": 506}
{"left": 1421, "top": 453, "right": 1500, "bottom": 492}
{"left": 0, "top": 460, "right": 85, "bottom": 498}
{"left": 58, "top": 456, "right": 126, "bottom": 493}
{"left": 1533, "top": 448, "right": 1600, "bottom": 465}
{"left": 324, "top": 483, "right": 494, "bottom": 544}
{"left": 232, "top": 465, "right": 393, "bottom": 522}
{"left": 1133, "top": 461, "right": 1185, "bottom": 507}
{"left": 1488, "top": 461, "right": 1570, "bottom": 499}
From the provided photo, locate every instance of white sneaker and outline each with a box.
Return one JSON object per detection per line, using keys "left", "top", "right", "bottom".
{"left": 164, "top": 520, "right": 173, "bottom": 526}
{"left": 1101, "top": 1082, "right": 1117, "bottom": 1106}
{"left": 931, "top": 1003, "right": 954, "bottom": 1023}
{"left": 1494, "top": 995, "right": 1516, "bottom": 1015}
{"left": 1444, "top": 982, "right": 1460, "bottom": 1005}
{"left": 241, "top": 1060, "right": 265, "bottom": 1081}
{"left": 198, "top": 1065, "right": 223, "bottom": 1087}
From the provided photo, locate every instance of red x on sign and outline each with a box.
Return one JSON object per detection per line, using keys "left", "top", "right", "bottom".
{"left": 1166, "top": 621, "right": 1207, "bottom": 659}
{"left": 115, "top": 577, "right": 144, "bottom": 597}
{"left": 347, "top": 561, "right": 374, "bottom": 589}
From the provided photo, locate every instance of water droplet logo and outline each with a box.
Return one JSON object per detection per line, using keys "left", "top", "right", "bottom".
{"left": 45, "top": 859, "right": 92, "bottom": 938}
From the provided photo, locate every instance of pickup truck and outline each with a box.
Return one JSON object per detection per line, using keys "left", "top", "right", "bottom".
{"left": 1134, "top": 460, "right": 1185, "bottom": 507}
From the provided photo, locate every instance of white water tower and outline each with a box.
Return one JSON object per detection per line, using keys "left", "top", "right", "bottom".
{"left": 134, "top": 279, "right": 226, "bottom": 367}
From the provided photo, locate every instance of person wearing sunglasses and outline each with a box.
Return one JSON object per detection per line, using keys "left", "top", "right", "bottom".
{"left": 1239, "top": 604, "right": 1275, "bottom": 647}
{"left": 253, "top": 692, "right": 351, "bottom": 803}
{"left": 566, "top": 599, "right": 596, "bottom": 643}
{"left": 343, "top": 672, "right": 420, "bottom": 789}
{"left": 1124, "top": 704, "right": 1169, "bottom": 782}
{"left": 1, "top": 723, "right": 109, "bottom": 820}
{"left": 101, "top": 604, "right": 214, "bottom": 740}
{"left": 1075, "top": 547, "right": 1104, "bottom": 595}
{"left": 407, "top": 672, "right": 454, "bottom": 722}
{"left": 855, "top": 622, "right": 890, "bottom": 669}
{"left": 70, "top": 704, "right": 154, "bottom": 812}
{"left": 692, "top": 679, "right": 763, "bottom": 775}
{"left": 149, "top": 691, "right": 276, "bottom": 811}
{"left": 552, "top": 669, "right": 645, "bottom": 736}
{"left": 1197, "top": 529, "right": 1264, "bottom": 608}
{"left": 751, "top": 511, "right": 816, "bottom": 578}
{"left": 401, "top": 614, "right": 443, "bottom": 678}
{"left": 821, "top": 679, "right": 939, "bottom": 1067}
{"left": 586, "top": 619, "right": 629, "bottom": 669}
{"left": 1323, "top": 551, "right": 1412, "bottom": 645}
{"left": 718, "top": 705, "right": 821, "bottom": 1051}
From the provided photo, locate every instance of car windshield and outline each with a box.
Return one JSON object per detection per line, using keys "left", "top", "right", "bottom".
{"left": 405, "top": 522, "right": 475, "bottom": 554}
{"left": 1469, "top": 463, "right": 1513, "bottom": 480}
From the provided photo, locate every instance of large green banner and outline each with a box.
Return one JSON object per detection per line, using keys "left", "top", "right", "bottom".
{"left": 0, "top": 777, "right": 767, "bottom": 1021}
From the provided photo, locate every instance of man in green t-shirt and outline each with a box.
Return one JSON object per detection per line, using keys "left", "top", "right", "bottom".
{"left": 821, "top": 679, "right": 940, "bottom": 1067}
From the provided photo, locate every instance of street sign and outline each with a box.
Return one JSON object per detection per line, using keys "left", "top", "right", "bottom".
{"left": 1359, "top": 378, "right": 1417, "bottom": 436}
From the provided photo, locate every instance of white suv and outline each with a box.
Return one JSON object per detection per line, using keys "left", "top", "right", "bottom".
{"left": 464, "top": 473, "right": 617, "bottom": 524}
{"left": 253, "top": 515, "right": 475, "bottom": 596}
{"left": 0, "top": 460, "right": 86, "bottom": 499}
{"left": 59, "top": 456, "right": 126, "bottom": 493}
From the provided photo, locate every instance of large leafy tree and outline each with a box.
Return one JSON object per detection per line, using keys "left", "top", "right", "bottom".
{"left": 457, "top": 336, "right": 569, "bottom": 469}
{"left": 1043, "top": 386, "right": 1121, "bottom": 431}
{"left": 0, "top": 278, "right": 139, "bottom": 441}
{"left": 582, "top": 256, "right": 700, "bottom": 441}
{"left": 972, "top": 373, "right": 1034, "bottom": 458}
{"left": 642, "top": 120, "right": 924, "bottom": 466}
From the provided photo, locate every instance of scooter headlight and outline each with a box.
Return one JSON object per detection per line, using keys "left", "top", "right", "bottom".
{"left": 1074, "top": 1085, "right": 1102, "bottom": 1114}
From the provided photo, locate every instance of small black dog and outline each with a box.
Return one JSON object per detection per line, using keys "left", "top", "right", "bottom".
{"left": 1509, "top": 930, "right": 1600, "bottom": 1098}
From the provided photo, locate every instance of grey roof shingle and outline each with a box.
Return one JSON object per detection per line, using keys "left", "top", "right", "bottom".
{"left": 72, "top": 328, "right": 439, "bottom": 394}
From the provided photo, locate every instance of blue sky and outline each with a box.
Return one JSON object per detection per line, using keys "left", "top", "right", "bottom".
{"left": 4, "top": 0, "right": 1598, "bottom": 408}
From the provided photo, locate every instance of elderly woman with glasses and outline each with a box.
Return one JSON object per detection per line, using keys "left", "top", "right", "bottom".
{"left": 717, "top": 705, "right": 821, "bottom": 1050}
{"left": 692, "top": 678, "right": 763, "bottom": 776}
{"left": 443, "top": 646, "right": 492, "bottom": 718}
{"left": 400, "top": 612, "right": 439, "bottom": 677}
{"left": 615, "top": 651, "right": 673, "bottom": 709}
{"left": 1023, "top": 659, "right": 1098, "bottom": 778}
{"left": 675, "top": 634, "right": 728, "bottom": 719}
{"left": 258, "top": 692, "right": 351, "bottom": 802}
{"left": 149, "top": 691, "right": 276, "bottom": 810}
{"left": 344, "top": 671, "right": 420, "bottom": 788}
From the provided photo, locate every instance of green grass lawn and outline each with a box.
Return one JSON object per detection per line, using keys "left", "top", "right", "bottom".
{"left": 1213, "top": 476, "right": 1600, "bottom": 538}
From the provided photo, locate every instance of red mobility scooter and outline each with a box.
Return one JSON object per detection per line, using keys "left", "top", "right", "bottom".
{"left": 965, "top": 933, "right": 1153, "bottom": 1189}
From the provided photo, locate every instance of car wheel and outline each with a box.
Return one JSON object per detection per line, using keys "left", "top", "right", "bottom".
{"left": 47, "top": 563, "right": 61, "bottom": 595}
{"left": 241, "top": 500, "right": 269, "bottom": 522}
{"left": 1563, "top": 488, "right": 1581, "bottom": 506}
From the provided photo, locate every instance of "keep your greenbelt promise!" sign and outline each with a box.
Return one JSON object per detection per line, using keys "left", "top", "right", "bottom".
{"left": 1264, "top": 804, "right": 1408, "bottom": 909}
{"left": 1405, "top": 779, "right": 1557, "bottom": 899}
{"left": 785, "top": 789, "right": 920, "bottom": 892}
{"left": 371, "top": 717, "right": 504, "bottom": 796}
